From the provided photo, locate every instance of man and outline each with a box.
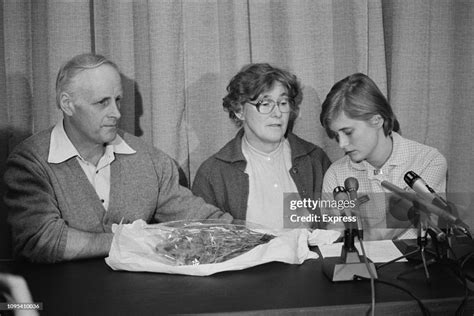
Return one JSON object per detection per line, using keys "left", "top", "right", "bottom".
{"left": 3, "top": 53, "right": 231, "bottom": 263}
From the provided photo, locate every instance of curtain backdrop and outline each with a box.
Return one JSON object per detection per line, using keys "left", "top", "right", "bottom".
{"left": 1, "top": 0, "right": 473, "bottom": 258}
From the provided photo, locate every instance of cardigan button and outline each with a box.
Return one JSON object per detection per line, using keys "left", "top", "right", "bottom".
{"left": 291, "top": 167, "right": 298, "bottom": 174}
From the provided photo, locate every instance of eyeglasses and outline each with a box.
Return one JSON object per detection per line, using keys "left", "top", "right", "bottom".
{"left": 247, "top": 98, "right": 292, "bottom": 114}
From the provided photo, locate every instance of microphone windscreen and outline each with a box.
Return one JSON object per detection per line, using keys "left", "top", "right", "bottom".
{"left": 403, "top": 171, "right": 418, "bottom": 187}
{"left": 333, "top": 186, "right": 347, "bottom": 200}
{"left": 344, "top": 177, "right": 359, "bottom": 192}
{"left": 388, "top": 195, "right": 418, "bottom": 224}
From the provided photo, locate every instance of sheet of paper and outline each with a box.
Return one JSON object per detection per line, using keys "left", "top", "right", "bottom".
{"left": 318, "top": 240, "right": 407, "bottom": 263}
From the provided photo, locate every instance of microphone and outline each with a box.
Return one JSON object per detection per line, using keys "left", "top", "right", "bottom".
{"left": 333, "top": 186, "right": 356, "bottom": 251}
{"left": 388, "top": 196, "right": 446, "bottom": 241}
{"left": 344, "top": 177, "right": 359, "bottom": 201}
{"left": 404, "top": 171, "right": 449, "bottom": 211}
{"left": 344, "top": 177, "right": 364, "bottom": 239}
{"left": 322, "top": 185, "right": 377, "bottom": 282}
{"left": 333, "top": 186, "right": 352, "bottom": 219}
{"left": 404, "top": 171, "right": 470, "bottom": 236}
{"left": 381, "top": 180, "right": 470, "bottom": 232}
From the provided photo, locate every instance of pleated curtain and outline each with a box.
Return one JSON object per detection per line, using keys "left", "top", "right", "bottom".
{"left": 0, "top": 0, "right": 473, "bottom": 258}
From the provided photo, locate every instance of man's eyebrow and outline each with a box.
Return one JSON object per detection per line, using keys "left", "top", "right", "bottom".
{"left": 94, "top": 96, "right": 111, "bottom": 104}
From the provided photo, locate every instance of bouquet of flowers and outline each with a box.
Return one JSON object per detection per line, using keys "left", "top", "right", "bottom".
{"left": 154, "top": 221, "right": 275, "bottom": 265}
{"left": 106, "top": 219, "right": 319, "bottom": 275}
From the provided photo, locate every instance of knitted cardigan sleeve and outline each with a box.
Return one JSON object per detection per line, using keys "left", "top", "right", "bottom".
{"left": 4, "top": 145, "right": 68, "bottom": 263}
{"left": 147, "top": 145, "right": 232, "bottom": 223}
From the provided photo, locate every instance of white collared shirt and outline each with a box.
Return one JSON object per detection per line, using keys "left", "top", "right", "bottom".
{"left": 48, "top": 120, "right": 136, "bottom": 211}
{"left": 242, "top": 137, "right": 304, "bottom": 229}
{"left": 322, "top": 132, "right": 447, "bottom": 240}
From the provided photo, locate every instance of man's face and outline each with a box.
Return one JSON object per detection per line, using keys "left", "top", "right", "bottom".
{"left": 65, "top": 64, "right": 122, "bottom": 148}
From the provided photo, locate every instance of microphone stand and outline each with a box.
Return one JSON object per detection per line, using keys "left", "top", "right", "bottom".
{"left": 377, "top": 202, "right": 440, "bottom": 281}
{"left": 440, "top": 201, "right": 474, "bottom": 260}
{"left": 322, "top": 210, "right": 378, "bottom": 282}
{"left": 378, "top": 180, "right": 474, "bottom": 281}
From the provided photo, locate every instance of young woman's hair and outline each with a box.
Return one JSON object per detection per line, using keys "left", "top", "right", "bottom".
{"left": 320, "top": 73, "right": 400, "bottom": 138}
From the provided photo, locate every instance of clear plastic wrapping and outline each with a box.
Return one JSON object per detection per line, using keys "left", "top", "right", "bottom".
{"left": 106, "top": 219, "right": 320, "bottom": 275}
{"left": 152, "top": 220, "right": 275, "bottom": 266}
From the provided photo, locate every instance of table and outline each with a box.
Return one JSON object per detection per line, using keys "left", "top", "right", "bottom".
{"left": 1, "top": 251, "right": 473, "bottom": 316}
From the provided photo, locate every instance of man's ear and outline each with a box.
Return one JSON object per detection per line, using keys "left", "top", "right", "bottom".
{"left": 370, "top": 114, "right": 384, "bottom": 128}
{"left": 59, "top": 92, "right": 75, "bottom": 116}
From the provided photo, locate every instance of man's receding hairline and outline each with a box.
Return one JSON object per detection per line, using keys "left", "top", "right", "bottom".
{"left": 67, "top": 64, "right": 121, "bottom": 96}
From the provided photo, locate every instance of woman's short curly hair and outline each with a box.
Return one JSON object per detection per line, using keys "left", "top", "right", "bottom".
{"left": 223, "top": 63, "right": 302, "bottom": 126}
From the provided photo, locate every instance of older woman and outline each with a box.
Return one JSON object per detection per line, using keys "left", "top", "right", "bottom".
{"left": 192, "top": 63, "right": 331, "bottom": 229}
{"left": 320, "top": 73, "right": 447, "bottom": 240}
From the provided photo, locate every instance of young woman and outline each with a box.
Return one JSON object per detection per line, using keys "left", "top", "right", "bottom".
{"left": 320, "top": 73, "right": 447, "bottom": 240}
